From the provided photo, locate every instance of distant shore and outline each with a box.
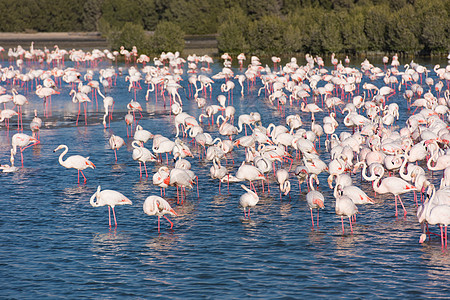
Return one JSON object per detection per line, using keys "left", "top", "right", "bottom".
{"left": 0, "top": 32, "right": 219, "bottom": 56}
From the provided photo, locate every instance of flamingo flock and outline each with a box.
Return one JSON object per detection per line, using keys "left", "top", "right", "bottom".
{"left": 1, "top": 44, "right": 450, "bottom": 246}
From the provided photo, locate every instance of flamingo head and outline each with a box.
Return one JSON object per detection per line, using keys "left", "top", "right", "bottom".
{"left": 313, "top": 198, "right": 324, "bottom": 209}
{"left": 419, "top": 233, "right": 427, "bottom": 244}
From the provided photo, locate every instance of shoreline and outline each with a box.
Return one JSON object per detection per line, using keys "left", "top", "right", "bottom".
{"left": 0, "top": 32, "right": 219, "bottom": 56}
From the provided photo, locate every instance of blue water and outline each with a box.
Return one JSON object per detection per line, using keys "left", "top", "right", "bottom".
{"left": 1, "top": 53, "right": 450, "bottom": 299}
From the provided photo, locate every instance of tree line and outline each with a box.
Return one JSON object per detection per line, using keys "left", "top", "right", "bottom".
{"left": 0, "top": 0, "right": 449, "bottom": 55}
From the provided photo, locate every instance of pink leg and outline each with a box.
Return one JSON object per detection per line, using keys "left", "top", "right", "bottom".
{"left": 108, "top": 206, "right": 111, "bottom": 227}
{"left": 341, "top": 216, "right": 345, "bottom": 234}
{"left": 441, "top": 225, "right": 444, "bottom": 248}
{"left": 80, "top": 170, "right": 87, "bottom": 183}
{"left": 144, "top": 162, "right": 148, "bottom": 177}
{"left": 158, "top": 216, "right": 160, "bottom": 233}
{"left": 163, "top": 215, "right": 173, "bottom": 229}
{"left": 394, "top": 195, "right": 398, "bottom": 217}
{"left": 112, "top": 207, "right": 117, "bottom": 226}
{"left": 397, "top": 195, "right": 407, "bottom": 216}
{"left": 349, "top": 216, "right": 353, "bottom": 233}
{"left": 317, "top": 210, "right": 320, "bottom": 227}
{"left": 310, "top": 209, "right": 315, "bottom": 228}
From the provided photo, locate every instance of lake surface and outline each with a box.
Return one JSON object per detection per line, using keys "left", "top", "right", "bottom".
{"left": 0, "top": 53, "right": 450, "bottom": 299}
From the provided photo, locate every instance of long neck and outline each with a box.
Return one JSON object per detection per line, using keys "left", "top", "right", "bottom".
{"left": 427, "top": 150, "right": 438, "bottom": 170}
{"left": 58, "top": 145, "right": 69, "bottom": 166}
{"left": 309, "top": 174, "right": 317, "bottom": 191}
{"left": 424, "top": 185, "right": 435, "bottom": 220}
{"left": 399, "top": 155, "right": 411, "bottom": 180}
{"left": 90, "top": 193, "right": 99, "bottom": 207}
{"left": 372, "top": 174, "right": 385, "bottom": 193}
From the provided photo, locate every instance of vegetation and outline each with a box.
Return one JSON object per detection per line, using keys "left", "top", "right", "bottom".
{"left": 0, "top": 0, "right": 449, "bottom": 55}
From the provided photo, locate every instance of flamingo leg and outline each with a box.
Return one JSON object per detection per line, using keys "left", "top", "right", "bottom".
{"left": 112, "top": 207, "right": 117, "bottom": 227}
{"left": 114, "top": 149, "right": 118, "bottom": 162}
{"left": 341, "top": 216, "right": 345, "bottom": 234}
{"left": 349, "top": 216, "right": 353, "bottom": 233}
{"left": 80, "top": 170, "right": 87, "bottom": 183}
{"left": 163, "top": 215, "right": 173, "bottom": 229}
{"left": 441, "top": 225, "right": 444, "bottom": 249}
{"left": 397, "top": 195, "right": 407, "bottom": 216}
{"left": 108, "top": 206, "right": 111, "bottom": 227}
{"left": 394, "top": 195, "right": 398, "bottom": 217}
{"left": 196, "top": 176, "right": 199, "bottom": 198}
{"left": 317, "top": 210, "right": 320, "bottom": 227}
{"left": 158, "top": 216, "right": 160, "bottom": 233}
{"left": 143, "top": 162, "right": 148, "bottom": 177}
{"left": 310, "top": 209, "right": 315, "bottom": 228}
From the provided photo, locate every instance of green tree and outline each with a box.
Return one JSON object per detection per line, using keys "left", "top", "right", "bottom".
{"left": 217, "top": 7, "right": 250, "bottom": 54}
{"left": 386, "top": 6, "right": 421, "bottom": 53}
{"left": 108, "top": 22, "right": 151, "bottom": 52}
{"left": 341, "top": 9, "right": 368, "bottom": 53}
{"left": 165, "top": 0, "right": 225, "bottom": 34}
{"left": 320, "top": 12, "right": 343, "bottom": 53}
{"left": 101, "top": 0, "right": 142, "bottom": 29}
{"left": 83, "top": 0, "right": 104, "bottom": 31}
{"left": 283, "top": 24, "right": 303, "bottom": 54}
{"left": 364, "top": 5, "right": 389, "bottom": 51}
{"left": 151, "top": 21, "right": 185, "bottom": 53}
{"left": 244, "top": 0, "right": 281, "bottom": 20}
{"left": 247, "top": 15, "right": 285, "bottom": 55}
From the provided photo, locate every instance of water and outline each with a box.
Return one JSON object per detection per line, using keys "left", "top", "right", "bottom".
{"left": 1, "top": 54, "right": 450, "bottom": 299}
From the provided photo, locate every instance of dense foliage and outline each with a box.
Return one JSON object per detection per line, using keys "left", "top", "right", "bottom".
{"left": 0, "top": 0, "right": 449, "bottom": 55}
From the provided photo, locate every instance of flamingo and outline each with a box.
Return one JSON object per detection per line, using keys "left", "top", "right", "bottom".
{"left": 35, "top": 85, "right": 59, "bottom": 116}
{"left": 240, "top": 184, "right": 259, "bottom": 219}
{"left": 132, "top": 141, "right": 156, "bottom": 178}
{"left": 235, "top": 161, "right": 266, "bottom": 192}
{"left": 134, "top": 125, "right": 154, "bottom": 145}
{"left": 275, "top": 168, "right": 291, "bottom": 198}
{"left": 90, "top": 186, "right": 132, "bottom": 227}
{"left": 152, "top": 166, "right": 171, "bottom": 196}
{"left": 420, "top": 184, "right": 450, "bottom": 248}
{"left": 109, "top": 134, "right": 125, "bottom": 162}
{"left": 1, "top": 149, "right": 19, "bottom": 173}
{"left": 0, "top": 109, "right": 18, "bottom": 130}
{"left": 169, "top": 168, "right": 198, "bottom": 204}
{"left": 300, "top": 102, "right": 323, "bottom": 121}
{"left": 306, "top": 174, "right": 325, "bottom": 228}
{"left": 210, "top": 158, "right": 229, "bottom": 194}
{"left": 373, "top": 168, "right": 417, "bottom": 217}
{"left": 70, "top": 89, "right": 91, "bottom": 126}
{"left": 334, "top": 184, "right": 358, "bottom": 234}
{"left": 29, "top": 109, "right": 42, "bottom": 140}
{"left": 11, "top": 88, "right": 28, "bottom": 130}
{"left": 143, "top": 195, "right": 178, "bottom": 233}
{"left": 124, "top": 112, "right": 134, "bottom": 137}
{"left": 11, "top": 133, "right": 39, "bottom": 167}
{"left": 53, "top": 144, "right": 95, "bottom": 184}
{"left": 101, "top": 94, "right": 114, "bottom": 128}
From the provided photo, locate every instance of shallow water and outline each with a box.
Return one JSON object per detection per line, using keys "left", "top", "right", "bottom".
{"left": 1, "top": 55, "right": 450, "bottom": 298}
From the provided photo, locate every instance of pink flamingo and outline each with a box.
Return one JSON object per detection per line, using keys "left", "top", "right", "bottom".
{"left": 143, "top": 195, "right": 178, "bottom": 233}
{"left": 90, "top": 185, "right": 132, "bottom": 227}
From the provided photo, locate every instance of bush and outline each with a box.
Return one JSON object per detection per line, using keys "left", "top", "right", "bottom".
{"left": 151, "top": 21, "right": 185, "bottom": 53}
{"left": 247, "top": 15, "right": 285, "bottom": 55}
{"left": 107, "top": 22, "right": 152, "bottom": 53}
{"left": 217, "top": 7, "right": 250, "bottom": 54}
